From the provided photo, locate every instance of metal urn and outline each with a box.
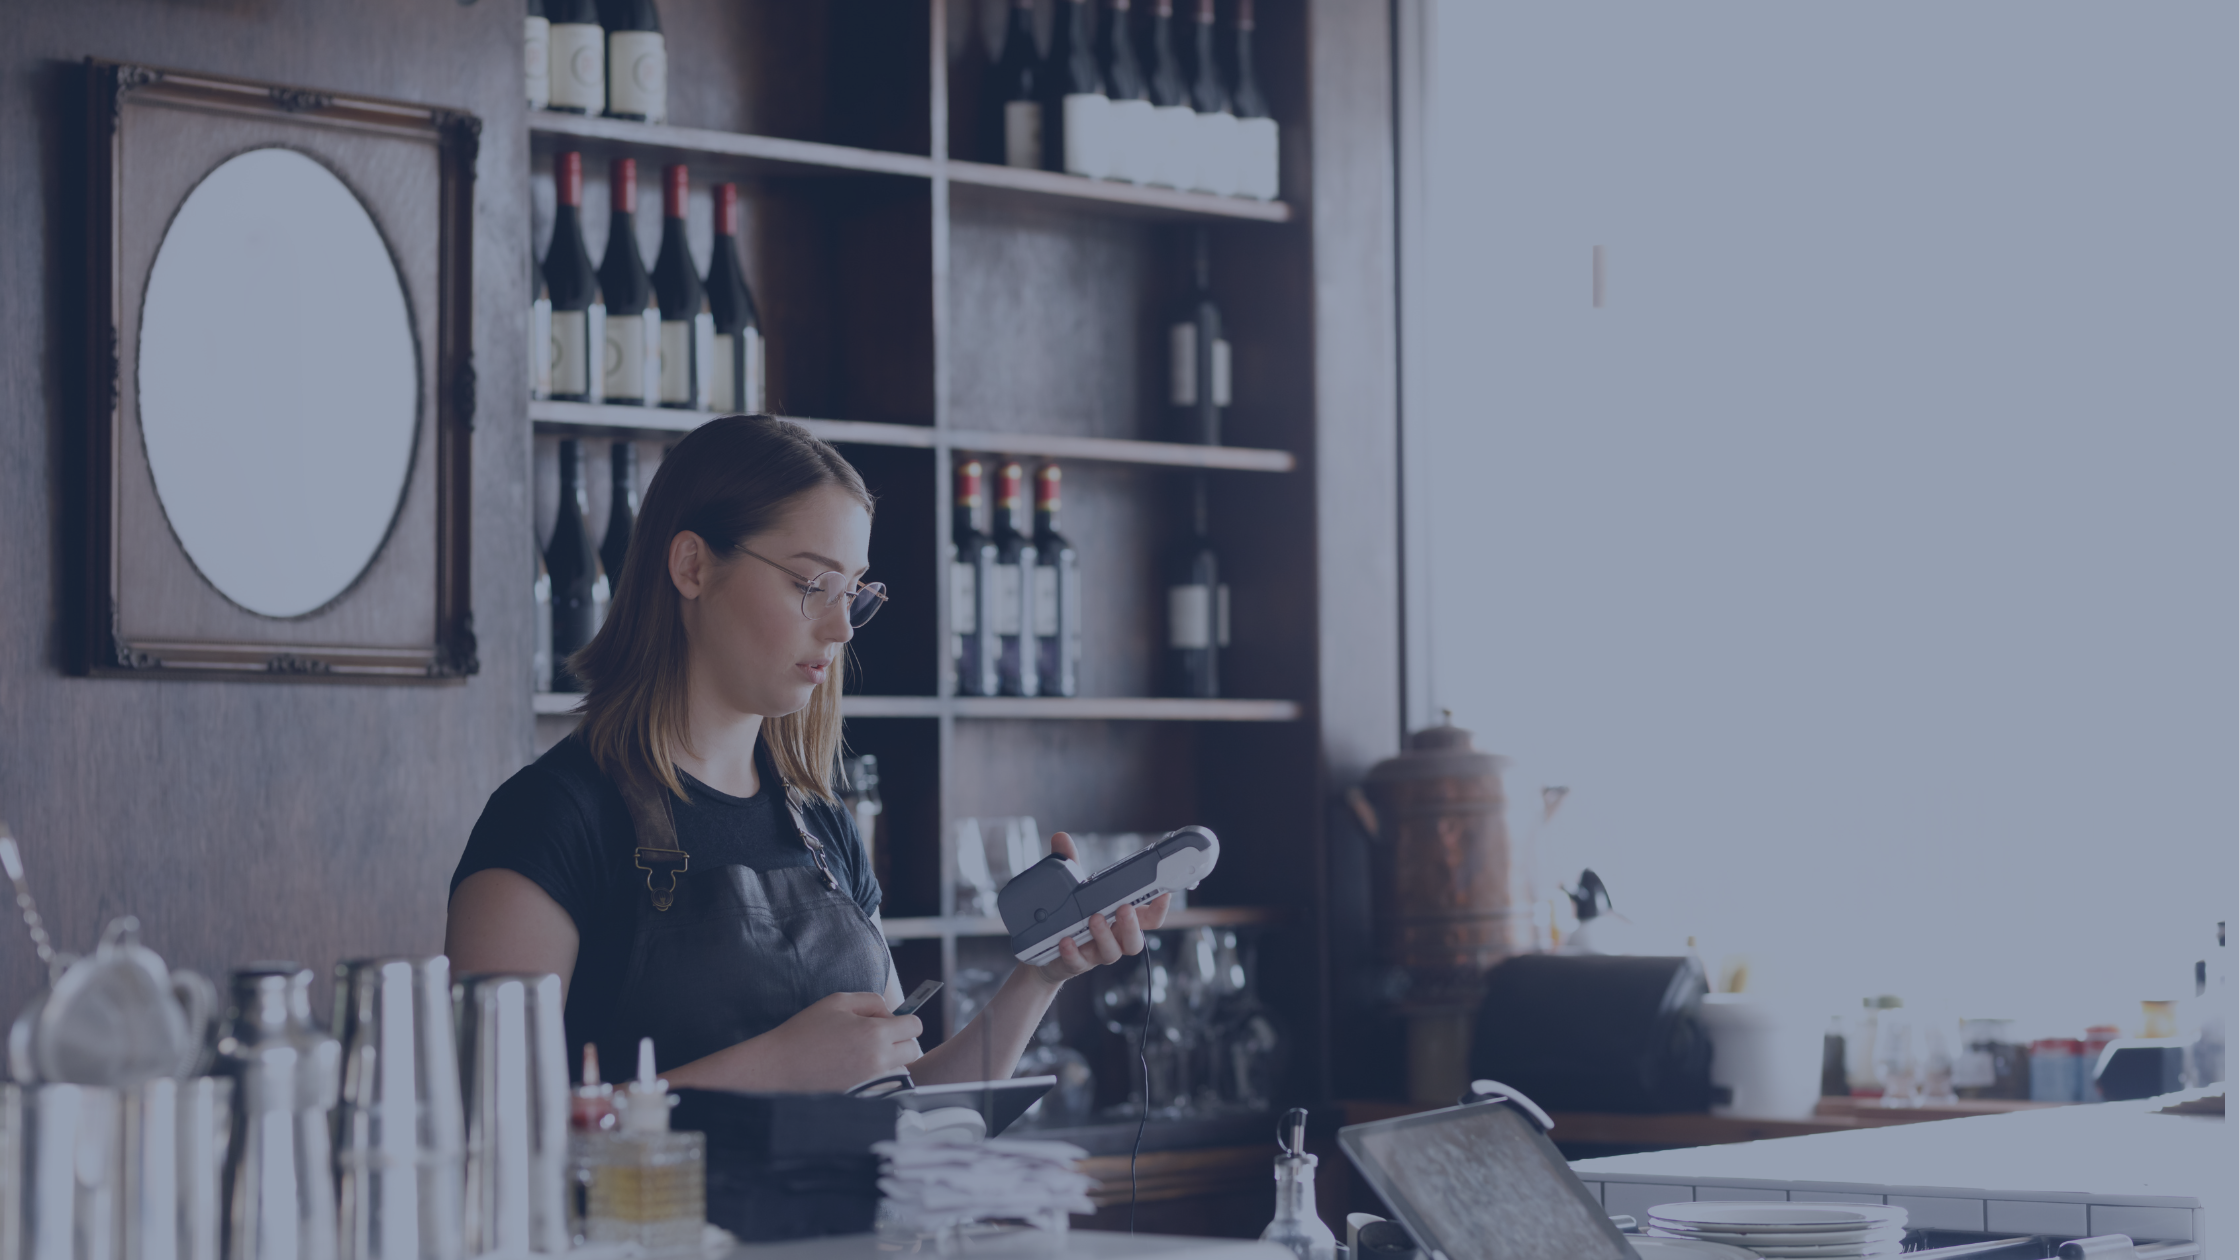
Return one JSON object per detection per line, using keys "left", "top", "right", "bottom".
{"left": 1354, "top": 711, "right": 1517, "bottom": 1104}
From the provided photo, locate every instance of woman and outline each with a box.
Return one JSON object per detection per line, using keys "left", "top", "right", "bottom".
{"left": 447, "top": 416, "right": 1164, "bottom": 1090}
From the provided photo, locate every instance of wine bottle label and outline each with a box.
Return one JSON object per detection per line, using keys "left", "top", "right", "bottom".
{"left": 659, "top": 319, "right": 696, "bottom": 405}
{"left": 740, "top": 327, "right": 767, "bottom": 413}
{"left": 608, "top": 31, "right": 667, "bottom": 122}
{"left": 1216, "top": 582, "right": 1231, "bottom": 647}
{"left": 1170, "top": 325, "right": 1230, "bottom": 408}
{"left": 992, "top": 564, "right": 1024, "bottom": 635}
{"left": 1212, "top": 336, "right": 1231, "bottom": 407}
{"left": 1004, "top": 100, "right": 1042, "bottom": 170}
{"left": 1033, "top": 563, "right": 1059, "bottom": 636}
{"left": 1150, "top": 103, "right": 1197, "bottom": 190}
{"left": 1107, "top": 97, "right": 1155, "bottom": 184}
{"left": 551, "top": 309, "right": 589, "bottom": 397}
{"left": 1238, "top": 115, "right": 1279, "bottom": 200}
{"left": 950, "top": 562, "right": 978, "bottom": 634}
{"left": 548, "top": 23, "right": 605, "bottom": 112}
{"left": 1062, "top": 93, "right": 1114, "bottom": 180}
{"left": 531, "top": 298, "right": 553, "bottom": 398}
{"left": 525, "top": 17, "right": 551, "bottom": 110}
{"left": 1191, "top": 110, "right": 1239, "bottom": 196}
{"left": 1168, "top": 584, "right": 1213, "bottom": 649}
{"left": 711, "top": 332, "right": 737, "bottom": 412}
{"left": 603, "top": 313, "right": 654, "bottom": 403}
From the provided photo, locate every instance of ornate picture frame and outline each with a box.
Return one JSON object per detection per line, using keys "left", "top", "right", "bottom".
{"left": 80, "top": 61, "right": 479, "bottom": 680}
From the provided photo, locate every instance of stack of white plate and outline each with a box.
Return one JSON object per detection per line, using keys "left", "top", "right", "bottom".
{"left": 1644, "top": 1202, "right": 1911, "bottom": 1258}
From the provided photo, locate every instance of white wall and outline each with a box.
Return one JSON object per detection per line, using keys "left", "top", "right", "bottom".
{"left": 1404, "top": 1, "right": 2236, "bottom": 1035}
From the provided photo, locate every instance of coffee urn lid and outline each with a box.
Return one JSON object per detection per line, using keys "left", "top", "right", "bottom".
{"left": 1366, "top": 711, "right": 1509, "bottom": 784}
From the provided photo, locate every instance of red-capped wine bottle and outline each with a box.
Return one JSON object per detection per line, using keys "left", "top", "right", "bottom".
{"left": 1146, "top": 0, "right": 1193, "bottom": 189}
{"left": 1042, "top": 0, "right": 1111, "bottom": 177}
{"left": 546, "top": 0, "right": 604, "bottom": 114}
{"left": 1165, "top": 472, "right": 1226, "bottom": 698}
{"left": 1231, "top": 0, "right": 1278, "bottom": 199}
{"left": 1033, "top": 464, "right": 1081, "bottom": 698}
{"left": 542, "top": 151, "right": 602, "bottom": 402}
{"left": 1186, "top": 0, "right": 1236, "bottom": 195}
{"left": 1169, "top": 227, "right": 1230, "bottom": 445}
{"left": 992, "top": 0, "right": 1041, "bottom": 168}
{"left": 525, "top": 0, "right": 551, "bottom": 110}
{"left": 991, "top": 461, "right": 1039, "bottom": 697}
{"left": 952, "top": 460, "right": 1000, "bottom": 697}
{"left": 600, "top": 441, "right": 637, "bottom": 589}
{"left": 652, "top": 164, "right": 712, "bottom": 409}
{"left": 603, "top": 0, "right": 666, "bottom": 123}
{"left": 706, "top": 182, "right": 766, "bottom": 413}
{"left": 598, "top": 157, "right": 657, "bottom": 405}
{"left": 548, "top": 439, "right": 608, "bottom": 692}
{"left": 1101, "top": 0, "right": 1151, "bottom": 183}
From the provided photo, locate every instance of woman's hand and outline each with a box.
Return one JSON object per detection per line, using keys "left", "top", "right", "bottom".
{"left": 1032, "top": 831, "right": 1171, "bottom": 987}
{"left": 662, "top": 991, "right": 922, "bottom": 1093}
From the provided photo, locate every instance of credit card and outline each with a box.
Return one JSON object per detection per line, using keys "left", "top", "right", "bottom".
{"left": 892, "top": 978, "right": 943, "bottom": 1016}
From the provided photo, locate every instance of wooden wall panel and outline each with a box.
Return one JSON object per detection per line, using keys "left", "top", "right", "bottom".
{"left": 0, "top": 0, "right": 532, "bottom": 1019}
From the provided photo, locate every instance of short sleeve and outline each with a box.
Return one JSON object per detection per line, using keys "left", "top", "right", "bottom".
{"left": 450, "top": 764, "right": 609, "bottom": 935}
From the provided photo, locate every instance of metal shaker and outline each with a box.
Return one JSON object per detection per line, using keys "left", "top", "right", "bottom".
{"left": 455, "top": 974, "right": 568, "bottom": 1257}
{"left": 332, "top": 958, "right": 465, "bottom": 1260}
{"left": 217, "top": 964, "right": 339, "bottom": 1260}
{"left": 20, "top": 1083, "right": 121, "bottom": 1260}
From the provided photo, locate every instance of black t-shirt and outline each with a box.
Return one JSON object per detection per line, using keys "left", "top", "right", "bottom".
{"left": 450, "top": 733, "right": 881, "bottom": 1061}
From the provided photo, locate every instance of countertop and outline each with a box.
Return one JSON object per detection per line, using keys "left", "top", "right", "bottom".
{"left": 728, "top": 1232, "right": 1288, "bottom": 1259}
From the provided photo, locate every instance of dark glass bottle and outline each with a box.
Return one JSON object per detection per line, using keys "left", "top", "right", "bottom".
{"left": 598, "top": 157, "right": 656, "bottom": 405}
{"left": 1032, "top": 464, "right": 1081, "bottom": 698}
{"left": 1186, "top": 0, "right": 1236, "bottom": 194}
{"left": 600, "top": 441, "right": 638, "bottom": 591}
{"left": 1101, "top": 0, "right": 1151, "bottom": 183}
{"left": 546, "top": 0, "right": 604, "bottom": 115}
{"left": 1169, "top": 226, "right": 1230, "bottom": 445}
{"left": 541, "top": 151, "right": 602, "bottom": 402}
{"left": 705, "top": 183, "right": 765, "bottom": 413}
{"left": 1230, "top": 0, "right": 1278, "bottom": 199}
{"left": 602, "top": 0, "right": 666, "bottom": 123}
{"left": 1165, "top": 472, "right": 1225, "bottom": 698}
{"left": 548, "top": 439, "right": 605, "bottom": 693}
{"left": 651, "top": 163, "right": 710, "bottom": 409}
{"left": 530, "top": 241, "right": 552, "bottom": 399}
{"left": 991, "top": 0, "right": 1042, "bottom": 168}
{"left": 1147, "top": 0, "right": 1192, "bottom": 188}
{"left": 991, "top": 461, "right": 1040, "bottom": 697}
{"left": 1041, "top": 0, "right": 1111, "bottom": 176}
{"left": 951, "top": 460, "right": 1000, "bottom": 697}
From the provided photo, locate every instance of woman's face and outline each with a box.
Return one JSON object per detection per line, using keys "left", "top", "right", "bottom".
{"left": 673, "top": 484, "right": 873, "bottom": 719}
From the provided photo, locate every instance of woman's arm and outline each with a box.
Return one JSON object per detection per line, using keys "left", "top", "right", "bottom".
{"left": 446, "top": 868, "right": 581, "bottom": 993}
{"left": 909, "top": 833, "right": 1169, "bottom": 1087}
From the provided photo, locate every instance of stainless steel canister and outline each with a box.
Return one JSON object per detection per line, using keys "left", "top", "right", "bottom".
{"left": 218, "top": 965, "right": 339, "bottom": 1260}
{"left": 455, "top": 974, "right": 568, "bottom": 1257}
{"left": 332, "top": 958, "right": 465, "bottom": 1260}
{"left": 20, "top": 1084, "right": 122, "bottom": 1260}
{"left": 173, "top": 1078, "right": 230, "bottom": 1260}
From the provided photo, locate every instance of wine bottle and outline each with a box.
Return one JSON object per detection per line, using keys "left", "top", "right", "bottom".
{"left": 952, "top": 460, "right": 1000, "bottom": 697}
{"left": 549, "top": 439, "right": 607, "bottom": 693}
{"left": 601, "top": 441, "right": 638, "bottom": 589}
{"left": 1166, "top": 473, "right": 1226, "bottom": 698}
{"left": 1032, "top": 464, "right": 1081, "bottom": 698}
{"left": 598, "top": 157, "right": 658, "bottom": 405}
{"left": 526, "top": 0, "right": 552, "bottom": 110}
{"left": 991, "top": 460, "right": 1039, "bottom": 697}
{"left": 1100, "top": 0, "right": 1152, "bottom": 184}
{"left": 705, "top": 183, "right": 766, "bottom": 414}
{"left": 1146, "top": 0, "right": 1194, "bottom": 189}
{"left": 530, "top": 242, "right": 552, "bottom": 399}
{"left": 1186, "top": 0, "right": 1237, "bottom": 196}
{"left": 603, "top": 0, "right": 667, "bottom": 124}
{"left": 542, "top": 151, "right": 604, "bottom": 403}
{"left": 1231, "top": 0, "right": 1279, "bottom": 200}
{"left": 1042, "top": 0, "right": 1112, "bottom": 178}
{"left": 991, "top": 0, "right": 1041, "bottom": 168}
{"left": 652, "top": 164, "right": 713, "bottom": 409}
{"left": 533, "top": 531, "right": 554, "bottom": 692}
{"left": 1169, "top": 227, "right": 1231, "bottom": 445}
{"left": 546, "top": 0, "right": 605, "bottom": 114}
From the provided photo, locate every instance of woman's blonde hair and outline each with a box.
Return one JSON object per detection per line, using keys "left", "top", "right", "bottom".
{"left": 568, "top": 415, "right": 873, "bottom": 804}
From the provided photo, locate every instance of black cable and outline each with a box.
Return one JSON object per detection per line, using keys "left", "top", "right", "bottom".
{"left": 1129, "top": 947, "right": 1152, "bottom": 1236}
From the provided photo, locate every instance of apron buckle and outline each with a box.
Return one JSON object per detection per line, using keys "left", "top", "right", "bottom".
{"left": 634, "top": 847, "right": 691, "bottom": 911}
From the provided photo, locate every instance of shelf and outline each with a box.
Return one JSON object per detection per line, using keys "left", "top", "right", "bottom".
{"left": 529, "top": 402, "right": 1293, "bottom": 472}
{"left": 947, "top": 159, "right": 1292, "bottom": 224}
{"left": 881, "top": 905, "right": 1280, "bottom": 942}
{"left": 953, "top": 697, "right": 1300, "bottom": 722}
{"left": 528, "top": 112, "right": 934, "bottom": 181}
{"left": 534, "top": 692, "right": 944, "bottom": 719}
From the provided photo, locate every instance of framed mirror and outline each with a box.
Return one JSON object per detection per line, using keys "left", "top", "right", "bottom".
{"left": 81, "top": 63, "right": 479, "bottom": 680}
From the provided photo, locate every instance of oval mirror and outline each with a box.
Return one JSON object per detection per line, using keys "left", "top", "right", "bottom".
{"left": 138, "top": 147, "right": 419, "bottom": 619}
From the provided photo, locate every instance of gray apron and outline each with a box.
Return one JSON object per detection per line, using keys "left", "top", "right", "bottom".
{"left": 612, "top": 764, "right": 893, "bottom": 1073}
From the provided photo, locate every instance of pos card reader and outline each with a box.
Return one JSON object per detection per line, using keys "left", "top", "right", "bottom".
{"left": 997, "top": 826, "right": 1221, "bottom": 964}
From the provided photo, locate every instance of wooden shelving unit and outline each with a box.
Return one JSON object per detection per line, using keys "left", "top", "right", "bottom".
{"left": 521, "top": 3, "right": 1401, "bottom": 1190}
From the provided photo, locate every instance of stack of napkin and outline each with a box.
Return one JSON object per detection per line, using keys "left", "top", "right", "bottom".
{"left": 873, "top": 1131, "right": 1097, "bottom": 1234}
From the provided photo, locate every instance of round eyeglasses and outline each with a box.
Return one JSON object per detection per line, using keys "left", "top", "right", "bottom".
{"left": 738, "top": 547, "right": 888, "bottom": 628}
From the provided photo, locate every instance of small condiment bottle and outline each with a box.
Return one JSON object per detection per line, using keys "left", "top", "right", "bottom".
{"left": 581, "top": 1037, "right": 707, "bottom": 1260}
{"left": 1259, "top": 1108, "right": 1337, "bottom": 1260}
